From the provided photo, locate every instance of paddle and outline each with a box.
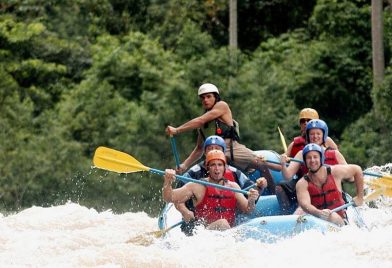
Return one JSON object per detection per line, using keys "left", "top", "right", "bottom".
{"left": 127, "top": 220, "right": 185, "bottom": 245}
{"left": 280, "top": 156, "right": 392, "bottom": 181}
{"left": 170, "top": 135, "right": 181, "bottom": 168}
{"left": 331, "top": 180, "right": 392, "bottom": 212}
{"left": 93, "top": 146, "right": 249, "bottom": 195}
{"left": 278, "top": 126, "right": 288, "bottom": 153}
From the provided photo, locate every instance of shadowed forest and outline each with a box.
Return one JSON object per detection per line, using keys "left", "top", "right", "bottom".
{"left": 0, "top": 0, "right": 391, "bottom": 215}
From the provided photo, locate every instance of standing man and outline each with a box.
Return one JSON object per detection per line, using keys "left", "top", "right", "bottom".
{"left": 165, "top": 83, "right": 280, "bottom": 194}
{"left": 163, "top": 150, "right": 259, "bottom": 231}
{"left": 296, "top": 143, "right": 364, "bottom": 226}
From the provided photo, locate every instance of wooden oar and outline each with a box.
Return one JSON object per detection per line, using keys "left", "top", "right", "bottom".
{"left": 170, "top": 135, "right": 181, "bottom": 168}
{"left": 127, "top": 220, "right": 185, "bottom": 245}
{"left": 93, "top": 146, "right": 249, "bottom": 195}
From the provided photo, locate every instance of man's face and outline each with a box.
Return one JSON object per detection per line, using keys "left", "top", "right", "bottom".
{"left": 300, "top": 118, "right": 311, "bottom": 135}
{"left": 308, "top": 128, "right": 323, "bottom": 144}
{"left": 207, "top": 159, "right": 225, "bottom": 181}
{"left": 205, "top": 144, "right": 223, "bottom": 154}
{"left": 199, "top": 93, "right": 216, "bottom": 110}
{"left": 305, "top": 151, "right": 321, "bottom": 172}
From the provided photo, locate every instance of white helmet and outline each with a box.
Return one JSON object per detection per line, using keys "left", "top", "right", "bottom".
{"left": 198, "top": 83, "right": 219, "bottom": 96}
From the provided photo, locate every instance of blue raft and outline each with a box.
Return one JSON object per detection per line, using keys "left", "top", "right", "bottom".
{"left": 158, "top": 150, "right": 365, "bottom": 242}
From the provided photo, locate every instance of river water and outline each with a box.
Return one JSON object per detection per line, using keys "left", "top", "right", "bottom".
{"left": 1, "top": 167, "right": 391, "bottom": 268}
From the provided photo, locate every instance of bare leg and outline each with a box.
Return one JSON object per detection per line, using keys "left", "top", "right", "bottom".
{"left": 207, "top": 219, "right": 231, "bottom": 231}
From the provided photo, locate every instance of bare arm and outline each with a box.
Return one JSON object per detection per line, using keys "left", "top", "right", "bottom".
{"left": 234, "top": 184, "right": 259, "bottom": 213}
{"left": 178, "top": 133, "right": 204, "bottom": 173}
{"left": 335, "top": 150, "right": 347, "bottom": 164}
{"left": 286, "top": 141, "right": 294, "bottom": 156}
{"left": 162, "top": 169, "right": 195, "bottom": 203}
{"left": 174, "top": 203, "right": 195, "bottom": 222}
{"left": 326, "top": 137, "right": 338, "bottom": 149}
{"left": 296, "top": 178, "right": 323, "bottom": 217}
{"left": 332, "top": 164, "right": 364, "bottom": 205}
{"left": 280, "top": 150, "right": 302, "bottom": 180}
{"left": 166, "top": 102, "right": 231, "bottom": 135}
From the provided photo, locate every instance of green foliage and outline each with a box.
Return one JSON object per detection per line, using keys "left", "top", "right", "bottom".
{"left": 0, "top": 0, "right": 391, "bottom": 216}
{"left": 290, "top": 1, "right": 373, "bottom": 138}
{"left": 146, "top": 0, "right": 212, "bottom": 49}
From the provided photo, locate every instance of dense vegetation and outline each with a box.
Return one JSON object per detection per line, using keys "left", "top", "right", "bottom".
{"left": 0, "top": 0, "right": 391, "bottom": 215}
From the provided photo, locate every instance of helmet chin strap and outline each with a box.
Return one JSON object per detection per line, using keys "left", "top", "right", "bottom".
{"left": 309, "top": 164, "right": 322, "bottom": 174}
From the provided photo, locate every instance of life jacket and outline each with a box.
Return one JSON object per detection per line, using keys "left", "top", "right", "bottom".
{"left": 199, "top": 119, "right": 239, "bottom": 141}
{"left": 194, "top": 182, "right": 237, "bottom": 226}
{"left": 199, "top": 119, "right": 240, "bottom": 162}
{"left": 304, "top": 166, "right": 346, "bottom": 218}
{"left": 291, "top": 136, "right": 306, "bottom": 158}
{"left": 224, "top": 169, "right": 236, "bottom": 182}
{"left": 182, "top": 164, "right": 245, "bottom": 212}
{"left": 324, "top": 149, "right": 339, "bottom": 165}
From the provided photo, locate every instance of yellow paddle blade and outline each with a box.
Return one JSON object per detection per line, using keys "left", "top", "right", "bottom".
{"left": 93, "top": 146, "right": 150, "bottom": 173}
{"left": 365, "top": 176, "right": 392, "bottom": 198}
{"left": 278, "top": 126, "right": 288, "bottom": 153}
{"left": 126, "top": 230, "right": 165, "bottom": 246}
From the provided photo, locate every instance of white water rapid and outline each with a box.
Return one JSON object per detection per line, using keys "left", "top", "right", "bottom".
{"left": 1, "top": 166, "right": 391, "bottom": 268}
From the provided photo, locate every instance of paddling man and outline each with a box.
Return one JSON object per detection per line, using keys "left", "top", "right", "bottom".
{"left": 277, "top": 119, "right": 349, "bottom": 214}
{"left": 165, "top": 82, "right": 280, "bottom": 194}
{"left": 163, "top": 150, "right": 259, "bottom": 231}
{"left": 176, "top": 135, "right": 267, "bottom": 234}
{"left": 296, "top": 143, "right": 364, "bottom": 226}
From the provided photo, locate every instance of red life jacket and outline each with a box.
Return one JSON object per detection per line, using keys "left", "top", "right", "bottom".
{"left": 324, "top": 149, "right": 339, "bottom": 165}
{"left": 291, "top": 136, "right": 307, "bottom": 178}
{"left": 305, "top": 167, "right": 346, "bottom": 218}
{"left": 194, "top": 183, "right": 237, "bottom": 227}
{"left": 291, "top": 136, "right": 306, "bottom": 157}
{"left": 223, "top": 169, "right": 236, "bottom": 182}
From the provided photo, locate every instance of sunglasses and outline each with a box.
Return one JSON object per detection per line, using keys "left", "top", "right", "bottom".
{"left": 300, "top": 118, "right": 312, "bottom": 124}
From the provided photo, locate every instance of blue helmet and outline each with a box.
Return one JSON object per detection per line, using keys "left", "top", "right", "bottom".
{"left": 305, "top": 119, "right": 328, "bottom": 144}
{"left": 203, "top": 135, "right": 226, "bottom": 152}
{"left": 302, "top": 143, "right": 324, "bottom": 168}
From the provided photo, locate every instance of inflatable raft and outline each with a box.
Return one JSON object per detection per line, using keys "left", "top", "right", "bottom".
{"left": 158, "top": 150, "right": 366, "bottom": 242}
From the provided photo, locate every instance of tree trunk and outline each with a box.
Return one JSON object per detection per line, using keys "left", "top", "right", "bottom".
{"left": 229, "top": 0, "right": 238, "bottom": 49}
{"left": 228, "top": 0, "right": 238, "bottom": 91}
{"left": 371, "top": 0, "right": 385, "bottom": 87}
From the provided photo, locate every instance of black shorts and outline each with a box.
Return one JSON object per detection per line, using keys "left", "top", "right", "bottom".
{"left": 278, "top": 179, "right": 298, "bottom": 203}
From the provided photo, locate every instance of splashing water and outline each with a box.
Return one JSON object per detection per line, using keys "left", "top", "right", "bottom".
{"left": 1, "top": 174, "right": 392, "bottom": 267}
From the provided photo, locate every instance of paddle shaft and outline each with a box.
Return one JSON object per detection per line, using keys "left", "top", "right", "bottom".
{"left": 331, "top": 202, "right": 354, "bottom": 213}
{"left": 170, "top": 136, "right": 181, "bottom": 168}
{"left": 331, "top": 188, "right": 386, "bottom": 213}
{"left": 278, "top": 157, "right": 390, "bottom": 179}
{"left": 160, "top": 220, "right": 184, "bottom": 236}
{"left": 150, "top": 168, "right": 249, "bottom": 195}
